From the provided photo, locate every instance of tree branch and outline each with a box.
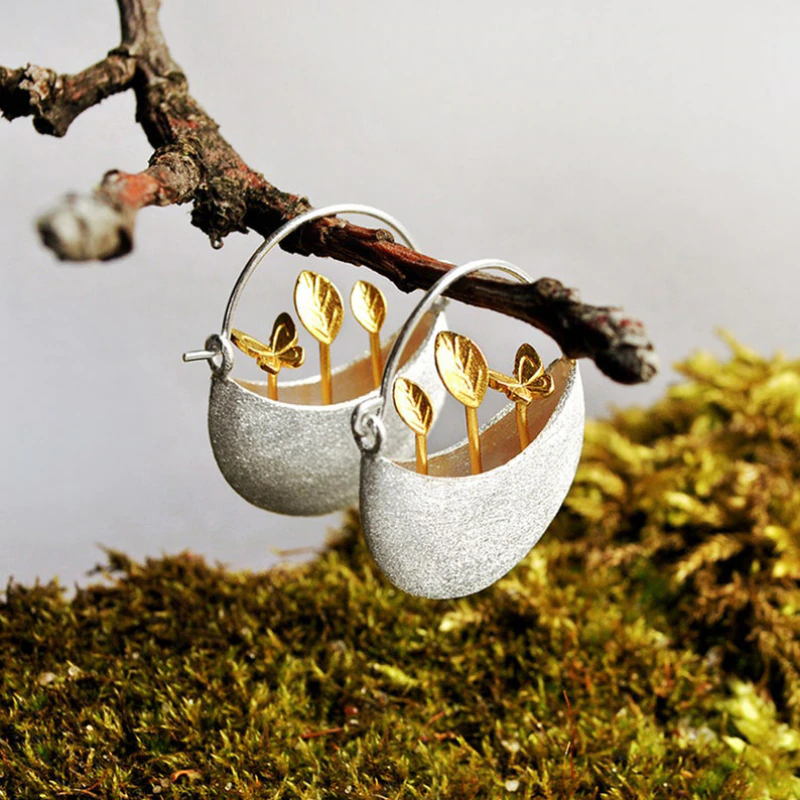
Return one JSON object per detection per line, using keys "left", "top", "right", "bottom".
{"left": 0, "top": 0, "right": 658, "bottom": 383}
{"left": 0, "top": 56, "right": 136, "bottom": 136}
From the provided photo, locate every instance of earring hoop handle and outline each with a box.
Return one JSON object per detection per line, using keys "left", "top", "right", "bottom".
{"left": 352, "top": 259, "right": 533, "bottom": 454}
{"left": 184, "top": 204, "right": 421, "bottom": 372}
{"left": 221, "top": 204, "right": 419, "bottom": 338}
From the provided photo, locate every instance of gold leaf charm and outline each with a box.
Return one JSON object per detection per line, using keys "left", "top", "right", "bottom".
{"left": 435, "top": 331, "right": 489, "bottom": 475}
{"left": 393, "top": 377, "right": 433, "bottom": 474}
{"left": 294, "top": 271, "right": 344, "bottom": 405}
{"left": 393, "top": 377, "right": 433, "bottom": 436}
{"left": 350, "top": 280, "right": 387, "bottom": 335}
{"left": 350, "top": 280, "right": 387, "bottom": 388}
{"left": 294, "top": 271, "right": 344, "bottom": 346}
{"left": 434, "top": 331, "right": 489, "bottom": 409}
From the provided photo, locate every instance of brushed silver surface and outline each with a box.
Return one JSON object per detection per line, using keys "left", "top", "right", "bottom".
{"left": 208, "top": 310, "right": 448, "bottom": 516}
{"left": 360, "top": 358, "right": 584, "bottom": 598}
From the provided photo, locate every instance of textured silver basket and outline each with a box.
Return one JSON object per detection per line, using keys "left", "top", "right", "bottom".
{"left": 352, "top": 259, "right": 585, "bottom": 598}
{"left": 184, "top": 205, "right": 448, "bottom": 516}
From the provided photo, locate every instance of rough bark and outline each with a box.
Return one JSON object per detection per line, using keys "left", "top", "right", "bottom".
{"left": 0, "top": 0, "right": 658, "bottom": 383}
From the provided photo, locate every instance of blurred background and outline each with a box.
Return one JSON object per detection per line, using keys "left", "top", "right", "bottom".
{"left": 2, "top": 1, "right": 798, "bottom": 588}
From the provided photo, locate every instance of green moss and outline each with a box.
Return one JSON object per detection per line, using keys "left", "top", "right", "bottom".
{"left": 557, "top": 334, "right": 800, "bottom": 727}
{"left": 1, "top": 338, "right": 798, "bottom": 799}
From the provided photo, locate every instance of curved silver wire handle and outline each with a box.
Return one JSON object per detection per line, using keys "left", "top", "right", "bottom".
{"left": 183, "top": 203, "right": 421, "bottom": 373}
{"left": 352, "top": 258, "right": 533, "bottom": 455}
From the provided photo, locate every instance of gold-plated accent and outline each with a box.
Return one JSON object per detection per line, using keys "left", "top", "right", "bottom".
{"left": 267, "top": 372, "right": 278, "bottom": 400}
{"left": 319, "top": 342, "right": 331, "bottom": 404}
{"left": 488, "top": 343, "right": 554, "bottom": 450}
{"left": 230, "top": 329, "right": 266, "bottom": 360}
{"left": 293, "top": 271, "right": 345, "bottom": 346}
{"left": 392, "top": 376, "right": 433, "bottom": 474}
{"left": 434, "top": 331, "right": 489, "bottom": 475}
{"left": 516, "top": 404, "right": 529, "bottom": 450}
{"left": 350, "top": 280, "right": 387, "bottom": 389}
{"left": 230, "top": 314, "right": 305, "bottom": 401}
{"left": 434, "top": 332, "right": 489, "bottom": 408}
{"left": 465, "top": 406, "right": 481, "bottom": 474}
{"left": 294, "top": 271, "right": 344, "bottom": 404}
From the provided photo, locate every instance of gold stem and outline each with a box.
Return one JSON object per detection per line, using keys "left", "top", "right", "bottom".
{"left": 369, "top": 330, "right": 382, "bottom": 389}
{"left": 320, "top": 342, "right": 332, "bottom": 404}
{"left": 465, "top": 406, "right": 482, "bottom": 475}
{"left": 516, "top": 403, "right": 530, "bottom": 450}
{"left": 416, "top": 433, "right": 428, "bottom": 475}
{"left": 267, "top": 372, "right": 278, "bottom": 402}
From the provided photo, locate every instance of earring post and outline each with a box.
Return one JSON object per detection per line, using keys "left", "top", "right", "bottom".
{"left": 183, "top": 349, "right": 216, "bottom": 362}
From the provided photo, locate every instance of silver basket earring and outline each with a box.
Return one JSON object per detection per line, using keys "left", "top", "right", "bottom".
{"left": 184, "top": 204, "right": 448, "bottom": 516}
{"left": 352, "top": 259, "right": 585, "bottom": 599}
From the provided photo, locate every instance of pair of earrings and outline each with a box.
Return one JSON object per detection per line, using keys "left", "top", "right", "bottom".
{"left": 184, "top": 205, "right": 584, "bottom": 599}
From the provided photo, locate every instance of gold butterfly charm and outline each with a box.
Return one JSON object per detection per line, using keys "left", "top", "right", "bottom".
{"left": 488, "top": 343, "right": 554, "bottom": 449}
{"left": 294, "top": 271, "right": 345, "bottom": 404}
{"left": 256, "top": 313, "right": 305, "bottom": 374}
{"left": 230, "top": 329, "right": 268, "bottom": 361}
{"left": 393, "top": 376, "right": 434, "bottom": 474}
{"left": 350, "top": 280, "right": 387, "bottom": 388}
{"left": 435, "top": 331, "right": 489, "bottom": 475}
{"left": 230, "top": 313, "right": 305, "bottom": 401}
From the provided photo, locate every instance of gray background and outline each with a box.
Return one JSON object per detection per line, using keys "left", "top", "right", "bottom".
{"left": 2, "top": 1, "right": 798, "bottom": 588}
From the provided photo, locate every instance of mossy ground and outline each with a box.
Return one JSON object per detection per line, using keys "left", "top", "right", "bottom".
{"left": 2, "top": 338, "right": 799, "bottom": 799}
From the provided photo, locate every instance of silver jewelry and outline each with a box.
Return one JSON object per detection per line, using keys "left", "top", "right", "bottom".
{"left": 184, "top": 205, "right": 448, "bottom": 516}
{"left": 352, "top": 259, "right": 585, "bottom": 598}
